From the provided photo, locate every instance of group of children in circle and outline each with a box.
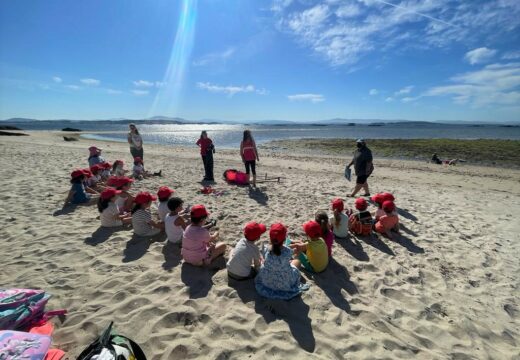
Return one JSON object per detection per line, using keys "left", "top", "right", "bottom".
{"left": 64, "top": 145, "right": 400, "bottom": 300}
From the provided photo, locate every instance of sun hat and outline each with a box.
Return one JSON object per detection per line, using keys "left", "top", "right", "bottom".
{"left": 371, "top": 193, "right": 385, "bottom": 205}
{"left": 190, "top": 204, "right": 209, "bottom": 218}
{"left": 100, "top": 188, "right": 122, "bottom": 200}
{"left": 355, "top": 197, "right": 368, "bottom": 211}
{"left": 381, "top": 192, "right": 395, "bottom": 202}
{"left": 331, "top": 198, "right": 344, "bottom": 211}
{"left": 157, "top": 186, "right": 175, "bottom": 199}
{"left": 88, "top": 146, "right": 102, "bottom": 154}
{"left": 244, "top": 222, "right": 267, "bottom": 241}
{"left": 382, "top": 200, "right": 396, "bottom": 213}
{"left": 269, "top": 223, "right": 287, "bottom": 244}
{"left": 134, "top": 192, "right": 157, "bottom": 205}
{"left": 70, "top": 169, "right": 85, "bottom": 179}
{"left": 303, "top": 220, "right": 322, "bottom": 238}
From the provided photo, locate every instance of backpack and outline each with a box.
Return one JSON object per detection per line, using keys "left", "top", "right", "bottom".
{"left": 223, "top": 169, "right": 249, "bottom": 185}
{"left": 0, "top": 289, "right": 66, "bottom": 331}
{"left": 77, "top": 322, "right": 147, "bottom": 360}
{"left": 349, "top": 213, "right": 373, "bottom": 236}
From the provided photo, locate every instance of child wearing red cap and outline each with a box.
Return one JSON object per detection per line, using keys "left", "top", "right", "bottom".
{"left": 64, "top": 170, "right": 99, "bottom": 206}
{"left": 288, "top": 220, "right": 329, "bottom": 273}
{"left": 372, "top": 192, "right": 396, "bottom": 221}
{"left": 112, "top": 160, "right": 127, "bottom": 177}
{"left": 255, "top": 223, "right": 308, "bottom": 299}
{"left": 182, "top": 205, "right": 226, "bottom": 266}
{"left": 86, "top": 164, "right": 106, "bottom": 191}
{"left": 330, "top": 198, "right": 349, "bottom": 239}
{"left": 98, "top": 188, "right": 132, "bottom": 227}
{"left": 348, "top": 198, "right": 373, "bottom": 236}
{"left": 157, "top": 186, "right": 175, "bottom": 221}
{"left": 132, "top": 157, "right": 162, "bottom": 180}
{"left": 99, "top": 162, "right": 112, "bottom": 181}
{"left": 227, "top": 222, "right": 266, "bottom": 280}
{"left": 131, "top": 192, "right": 163, "bottom": 236}
{"left": 315, "top": 212, "right": 334, "bottom": 257}
{"left": 374, "top": 201, "right": 400, "bottom": 239}
{"left": 114, "top": 177, "right": 135, "bottom": 213}
{"left": 164, "top": 197, "right": 190, "bottom": 244}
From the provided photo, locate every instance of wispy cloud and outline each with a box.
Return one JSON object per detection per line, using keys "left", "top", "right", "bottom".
{"left": 369, "top": 88, "right": 378, "bottom": 95}
{"left": 132, "top": 90, "right": 149, "bottom": 96}
{"left": 465, "top": 47, "right": 496, "bottom": 65}
{"left": 107, "top": 89, "right": 123, "bottom": 95}
{"left": 52, "top": 76, "right": 62, "bottom": 83}
{"left": 287, "top": 93, "right": 325, "bottom": 103}
{"left": 422, "top": 62, "right": 520, "bottom": 107}
{"left": 196, "top": 82, "right": 266, "bottom": 97}
{"left": 65, "top": 85, "right": 81, "bottom": 90}
{"left": 133, "top": 80, "right": 154, "bottom": 87}
{"left": 394, "top": 85, "right": 414, "bottom": 96}
{"left": 385, "top": 97, "right": 394, "bottom": 102}
{"left": 193, "top": 47, "right": 235, "bottom": 67}
{"left": 502, "top": 50, "right": 520, "bottom": 60}
{"left": 272, "top": 1, "right": 520, "bottom": 67}
{"left": 80, "top": 78, "right": 100, "bottom": 86}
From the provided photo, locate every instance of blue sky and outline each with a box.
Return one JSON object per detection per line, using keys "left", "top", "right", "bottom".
{"left": 1, "top": 0, "right": 519, "bottom": 122}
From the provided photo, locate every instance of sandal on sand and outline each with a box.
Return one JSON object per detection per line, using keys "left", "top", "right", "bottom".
{"left": 362, "top": 193, "right": 371, "bottom": 197}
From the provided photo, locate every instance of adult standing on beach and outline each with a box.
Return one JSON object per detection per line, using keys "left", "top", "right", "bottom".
{"left": 346, "top": 139, "right": 373, "bottom": 197}
{"left": 240, "top": 130, "right": 260, "bottom": 187}
{"left": 127, "top": 123, "right": 143, "bottom": 160}
{"left": 196, "top": 131, "right": 215, "bottom": 182}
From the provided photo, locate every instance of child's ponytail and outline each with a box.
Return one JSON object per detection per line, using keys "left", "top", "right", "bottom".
{"left": 131, "top": 203, "right": 142, "bottom": 214}
{"left": 271, "top": 242, "right": 282, "bottom": 256}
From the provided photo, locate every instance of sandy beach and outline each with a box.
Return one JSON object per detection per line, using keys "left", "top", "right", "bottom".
{"left": 1, "top": 131, "right": 519, "bottom": 359}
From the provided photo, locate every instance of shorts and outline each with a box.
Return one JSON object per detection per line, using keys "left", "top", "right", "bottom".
{"left": 228, "top": 267, "right": 257, "bottom": 280}
{"left": 244, "top": 160, "right": 256, "bottom": 175}
{"left": 356, "top": 175, "right": 369, "bottom": 184}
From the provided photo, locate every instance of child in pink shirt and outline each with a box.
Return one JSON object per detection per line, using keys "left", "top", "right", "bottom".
{"left": 182, "top": 204, "right": 226, "bottom": 266}
{"left": 375, "top": 201, "right": 400, "bottom": 239}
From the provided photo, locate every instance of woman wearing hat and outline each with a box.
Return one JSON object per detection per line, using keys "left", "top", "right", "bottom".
{"left": 346, "top": 139, "right": 373, "bottom": 197}
{"left": 127, "top": 123, "right": 144, "bottom": 160}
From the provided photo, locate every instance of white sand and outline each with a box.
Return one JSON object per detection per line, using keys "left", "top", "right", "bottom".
{"left": 0, "top": 131, "right": 519, "bottom": 359}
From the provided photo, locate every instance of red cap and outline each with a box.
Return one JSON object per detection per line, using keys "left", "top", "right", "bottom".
{"left": 82, "top": 169, "right": 93, "bottom": 178}
{"left": 134, "top": 191, "right": 157, "bottom": 205}
{"left": 355, "top": 198, "right": 368, "bottom": 211}
{"left": 303, "top": 220, "right": 322, "bottom": 238}
{"left": 100, "top": 162, "right": 112, "bottom": 169}
{"left": 382, "top": 192, "right": 395, "bottom": 202}
{"left": 269, "top": 223, "right": 287, "bottom": 244}
{"left": 100, "top": 187, "right": 122, "bottom": 200}
{"left": 244, "top": 222, "right": 267, "bottom": 241}
{"left": 106, "top": 176, "right": 119, "bottom": 186}
{"left": 90, "top": 164, "right": 102, "bottom": 172}
{"left": 191, "top": 204, "right": 209, "bottom": 218}
{"left": 331, "top": 198, "right": 344, "bottom": 211}
{"left": 114, "top": 159, "right": 124, "bottom": 166}
{"left": 134, "top": 157, "right": 143, "bottom": 163}
{"left": 157, "top": 186, "right": 175, "bottom": 199}
{"left": 382, "top": 200, "right": 396, "bottom": 213}
{"left": 70, "top": 169, "right": 85, "bottom": 179}
{"left": 371, "top": 193, "right": 385, "bottom": 204}
{"left": 116, "top": 176, "right": 134, "bottom": 187}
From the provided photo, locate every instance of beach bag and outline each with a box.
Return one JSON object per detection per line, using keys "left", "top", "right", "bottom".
{"left": 0, "top": 289, "right": 66, "bottom": 331}
{"left": 0, "top": 330, "right": 52, "bottom": 360}
{"left": 349, "top": 215, "right": 372, "bottom": 236}
{"left": 77, "top": 322, "right": 146, "bottom": 360}
{"left": 234, "top": 172, "right": 249, "bottom": 185}
{"left": 223, "top": 169, "right": 237, "bottom": 182}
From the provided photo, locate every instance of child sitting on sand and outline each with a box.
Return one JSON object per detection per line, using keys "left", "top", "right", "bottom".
{"left": 164, "top": 197, "right": 189, "bottom": 244}
{"left": 98, "top": 188, "right": 132, "bottom": 227}
{"left": 100, "top": 162, "right": 112, "bottom": 180}
{"left": 131, "top": 192, "right": 163, "bottom": 237}
{"left": 88, "top": 146, "right": 105, "bottom": 167}
{"left": 112, "top": 160, "right": 127, "bottom": 177}
{"left": 182, "top": 205, "right": 226, "bottom": 266}
{"left": 157, "top": 186, "right": 175, "bottom": 221}
{"left": 86, "top": 164, "right": 105, "bottom": 191}
{"left": 114, "top": 177, "right": 135, "bottom": 214}
{"left": 227, "top": 222, "right": 266, "bottom": 280}
{"left": 255, "top": 223, "right": 308, "bottom": 299}
{"left": 315, "top": 212, "right": 334, "bottom": 257}
{"left": 348, "top": 198, "right": 373, "bottom": 236}
{"left": 374, "top": 201, "right": 400, "bottom": 239}
{"left": 330, "top": 198, "right": 349, "bottom": 239}
{"left": 132, "top": 157, "right": 162, "bottom": 179}
{"left": 288, "top": 220, "right": 329, "bottom": 273}
{"left": 372, "top": 193, "right": 396, "bottom": 220}
{"left": 64, "top": 169, "right": 99, "bottom": 206}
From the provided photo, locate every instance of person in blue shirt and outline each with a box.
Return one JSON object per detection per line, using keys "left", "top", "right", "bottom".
{"left": 64, "top": 169, "right": 99, "bottom": 206}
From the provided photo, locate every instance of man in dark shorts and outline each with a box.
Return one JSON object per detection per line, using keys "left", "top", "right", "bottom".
{"left": 346, "top": 139, "right": 373, "bottom": 197}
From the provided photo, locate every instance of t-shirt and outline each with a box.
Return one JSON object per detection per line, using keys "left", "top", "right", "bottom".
{"left": 353, "top": 146, "right": 373, "bottom": 176}
{"left": 164, "top": 213, "right": 184, "bottom": 243}
{"left": 196, "top": 138, "right": 213, "bottom": 155}
{"left": 375, "top": 214, "right": 399, "bottom": 233}
{"left": 132, "top": 209, "right": 160, "bottom": 236}
{"left": 330, "top": 212, "right": 349, "bottom": 238}
{"left": 157, "top": 201, "right": 169, "bottom": 221}
{"left": 182, "top": 225, "right": 211, "bottom": 263}
{"left": 100, "top": 202, "right": 123, "bottom": 227}
{"left": 227, "top": 238, "right": 261, "bottom": 277}
{"left": 306, "top": 238, "right": 329, "bottom": 272}
{"left": 128, "top": 133, "right": 143, "bottom": 149}
{"left": 241, "top": 140, "right": 257, "bottom": 161}
{"left": 133, "top": 164, "right": 144, "bottom": 177}
{"left": 88, "top": 155, "right": 105, "bottom": 167}
{"left": 71, "top": 183, "right": 90, "bottom": 204}
{"left": 114, "top": 165, "right": 125, "bottom": 177}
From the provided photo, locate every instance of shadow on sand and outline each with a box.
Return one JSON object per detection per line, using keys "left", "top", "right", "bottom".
{"left": 248, "top": 186, "right": 269, "bottom": 206}
{"left": 180, "top": 257, "right": 226, "bottom": 299}
{"left": 52, "top": 205, "right": 78, "bottom": 216}
{"left": 122, "top": 232, "right": 166, "bottom": 263}
{"left": 84, "top": 226, "right": 126, "bottom": 246}
{"left": 334, "top": 236, "right": 370, "bottom": 261}
{"left": 398, "top": 208, "right": 418, "bottom": 222}
{"left": 400, "top": 223, "right": 418, "bottom": 237}
{"left": 355, "top": 234, "right": 395, "bottom": 256}
{"left": 392, "top": 233, "right": 424, "bottom": 254}
{"left": 162, "top": 241, "right": 182, "bottom": 272}
{"left": 229, "top": 279, "right": 315, "bottom": 352}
